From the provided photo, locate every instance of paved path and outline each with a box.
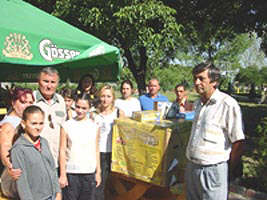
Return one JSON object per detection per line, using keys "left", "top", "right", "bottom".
{"left": 228, "top": 192, "right": 248, "bottom": 200}
{"left": 228, "top": 183, "right": 267, "bottom": 200}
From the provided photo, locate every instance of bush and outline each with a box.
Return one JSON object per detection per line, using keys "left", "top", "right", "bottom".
{"left": 241, "top": 116, "right": 267, "bottom": 193}
{"left": 254, "top": 117, "right": 267, "bottom": 190}
{"left": 237, "top": 103, "right": 267, "bottom": 192}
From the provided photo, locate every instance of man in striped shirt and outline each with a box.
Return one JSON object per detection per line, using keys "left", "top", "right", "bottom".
{"left": 185, "top": 62, "right": 245, "bottom": 200}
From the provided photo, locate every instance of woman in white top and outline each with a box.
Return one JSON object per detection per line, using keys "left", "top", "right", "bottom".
{"left": 115, "top": 80, "right": 141, "bottom": 117}
{"left": 94, "top": 85, "right": 124, "bottom": 200}
{"left": 59, "top": 93, "right": 101, "bottom": 200}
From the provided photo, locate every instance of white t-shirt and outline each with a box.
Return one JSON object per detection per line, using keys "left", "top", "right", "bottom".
{"left": 95, "top": 109, "right": 118, "bottom": 153}
{"left": 62, "top": 118, "right": 98, "bottom": 173}
{"left": 115, "top": 97, "right": 141, "bottom": 117}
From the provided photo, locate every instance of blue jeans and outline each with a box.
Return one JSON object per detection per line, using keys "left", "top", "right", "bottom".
{"left": 185, "top": 161, "right": 228, "bottom": 200}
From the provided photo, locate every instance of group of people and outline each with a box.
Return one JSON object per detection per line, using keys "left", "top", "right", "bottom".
{"left": 0, "top": 68, "right": 125, "bottom": 200}
{"left": 0, "top": 61, "right": 245, "bottom": 200}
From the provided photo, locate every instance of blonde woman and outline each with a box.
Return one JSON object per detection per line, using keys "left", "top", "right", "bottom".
{"left": 94, "top": 85, "right": 124, "bottom": 200}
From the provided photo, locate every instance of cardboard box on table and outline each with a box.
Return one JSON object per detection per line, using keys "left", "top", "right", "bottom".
{"left": 111, "top": 118, "right": 192, "bottom": 187}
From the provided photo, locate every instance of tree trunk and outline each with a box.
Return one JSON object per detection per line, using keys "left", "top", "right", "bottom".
{"left": 124, "top": 47, "right": 148, "bottom": 96}
{"left": 249, "top": 82, "right": 256, "bottom": 100}
{"left": 136, "top": 74, "right": 146, "bottom": 95}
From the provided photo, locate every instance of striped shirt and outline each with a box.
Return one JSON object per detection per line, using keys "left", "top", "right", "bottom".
{"left": 186, "top": 89, "right": 245, "bottom": 165}
{"left": 33, "top": 90, "right": 66, "bottom": 167}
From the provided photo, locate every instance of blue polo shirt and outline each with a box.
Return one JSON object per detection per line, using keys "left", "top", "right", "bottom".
{"left": 139, "top": 93, "right": 169, "bottom": 110}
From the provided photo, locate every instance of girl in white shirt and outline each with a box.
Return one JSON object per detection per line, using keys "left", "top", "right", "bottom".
{"left": 94, "top": 85, "right": 124, "bottom": 200}
{"left": 59, "top": 93, "right": 101, "bottom": 200}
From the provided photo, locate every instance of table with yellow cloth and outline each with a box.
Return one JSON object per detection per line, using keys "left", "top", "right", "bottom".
{"left": 110, "top": 118, "right": 192, "bottom": 200}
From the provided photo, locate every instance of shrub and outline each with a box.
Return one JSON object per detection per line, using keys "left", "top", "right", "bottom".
{"left": 255, "top": 117, "right": 267, "bottom": 190}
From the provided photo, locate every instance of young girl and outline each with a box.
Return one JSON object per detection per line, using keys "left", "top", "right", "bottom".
{"left": 76, "top": 74, "right": 98, "bottom": 105}
{"left": 94, "top": 85, "right": 124, "bottom": 200}
{"left": 60, "top": 87, "right": 76, "bottom": 120}
{"left": 59, "top": 93, "right": 101, "bottom": 200}
{"left": 10, "top": 105, "right": 61, "bottom": 200}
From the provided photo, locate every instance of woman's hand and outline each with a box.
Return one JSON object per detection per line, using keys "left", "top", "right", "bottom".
{"left": 7, "top": 164, "right": 22, "bottom": 180}
{"left": 95, "top": 172, "right": 101, "bottom": 187}
{"left": 59, "top": 175, "right": 68, "bottom": 188}
{"left": 55, "top": 192, "right": 62, "bottom": 200}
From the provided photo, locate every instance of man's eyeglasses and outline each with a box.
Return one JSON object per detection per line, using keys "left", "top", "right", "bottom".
{"left": 48, "top": 114, "right": 54, "bottom": 129}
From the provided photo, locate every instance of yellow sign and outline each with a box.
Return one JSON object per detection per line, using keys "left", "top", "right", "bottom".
{"left": 112, "top": 118, "right": 192, "bottom": 186}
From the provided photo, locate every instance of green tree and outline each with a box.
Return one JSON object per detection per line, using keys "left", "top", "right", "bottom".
{"left": 163, "top": 0, "right": 267, "bottom": 57}
{"left": 43, "top": 0, "right": 182, "bottom": 93}
{"left": 213, "top": 33, "right": 255, "bottom": 89}
{"left": 163, "top": 0, "right": 240, "bottom": 59}
{"left": 234, "top": 66, "right": 267, "bottom": 98}
{"left": 152, "top": 64, "right": 193, "bottom": 91}
{"left": 235, "top": 66, "right": 261, "bottom": 86}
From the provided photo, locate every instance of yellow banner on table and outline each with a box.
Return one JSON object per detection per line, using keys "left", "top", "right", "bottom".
{"left": 112, "top": 118, "right": 169, "bottom": 186}
{"left": 112, "top": 118, "right": 192, "bottom": 186}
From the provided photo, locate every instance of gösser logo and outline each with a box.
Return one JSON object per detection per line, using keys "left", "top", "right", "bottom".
{"left": 39, "top": 39, "right": 80, "bottom": 61}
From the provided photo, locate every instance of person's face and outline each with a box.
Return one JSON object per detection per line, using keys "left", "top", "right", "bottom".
{"left": 175, "top": 86, "right": 186, "bottom": 101}
{"left": 75, "top": 99, "right": 90, "bottom": 120}
{"left": 193, "top": 69, "right": 216, "bottom": 97}
{"left": 148, "top": 80, "right": 160, "bottom": 96}
{"left": 22, "top": 112, "right": 44, "bottom": 140}
{"left": 64, "top": 97, "right": 74, "bottom": 110}
{"left": 12, "top": 93, "right": 34, "bottom": 118}
{"left": 81, "top": 77, "right": 92, "bottom": 92}
{"left": 100, "top": 89, "right": 114, "bottom": 109}
{"left": 38, "top": 72, "right": 59, "bottom": 100}
{"left": 121, "top": 83, "right": 132, "bottom": 99}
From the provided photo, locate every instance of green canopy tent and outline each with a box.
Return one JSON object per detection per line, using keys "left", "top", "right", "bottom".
{"left": 0, "top": 0, "right": 122, "bottom": 82}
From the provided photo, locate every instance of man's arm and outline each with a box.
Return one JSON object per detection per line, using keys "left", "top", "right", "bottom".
{"left": 229, "top": 140, "right": 245, "bottom": 172}
{"left": 227, "top": 101, "right": 245, "bottom": 172}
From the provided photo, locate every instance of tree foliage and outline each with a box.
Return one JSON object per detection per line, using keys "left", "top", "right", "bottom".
{"left": 152, "top": 65, "right": 193, "bottom": 91}
{"left": 163, "top": 0, "right": 267, "bottom": 58}
{"left": 50, "top": 0, "right": 182, "bottom": 93}
{"left": 24, "top": 0, "right": 267, "bottom": 92}
{"left": 235, "top": 66, "right": 262, "bottom": 86}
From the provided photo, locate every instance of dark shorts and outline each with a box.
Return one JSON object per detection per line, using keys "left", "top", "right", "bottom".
{"left": 62, "top": 173, "right": 96, "bottom": 200}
